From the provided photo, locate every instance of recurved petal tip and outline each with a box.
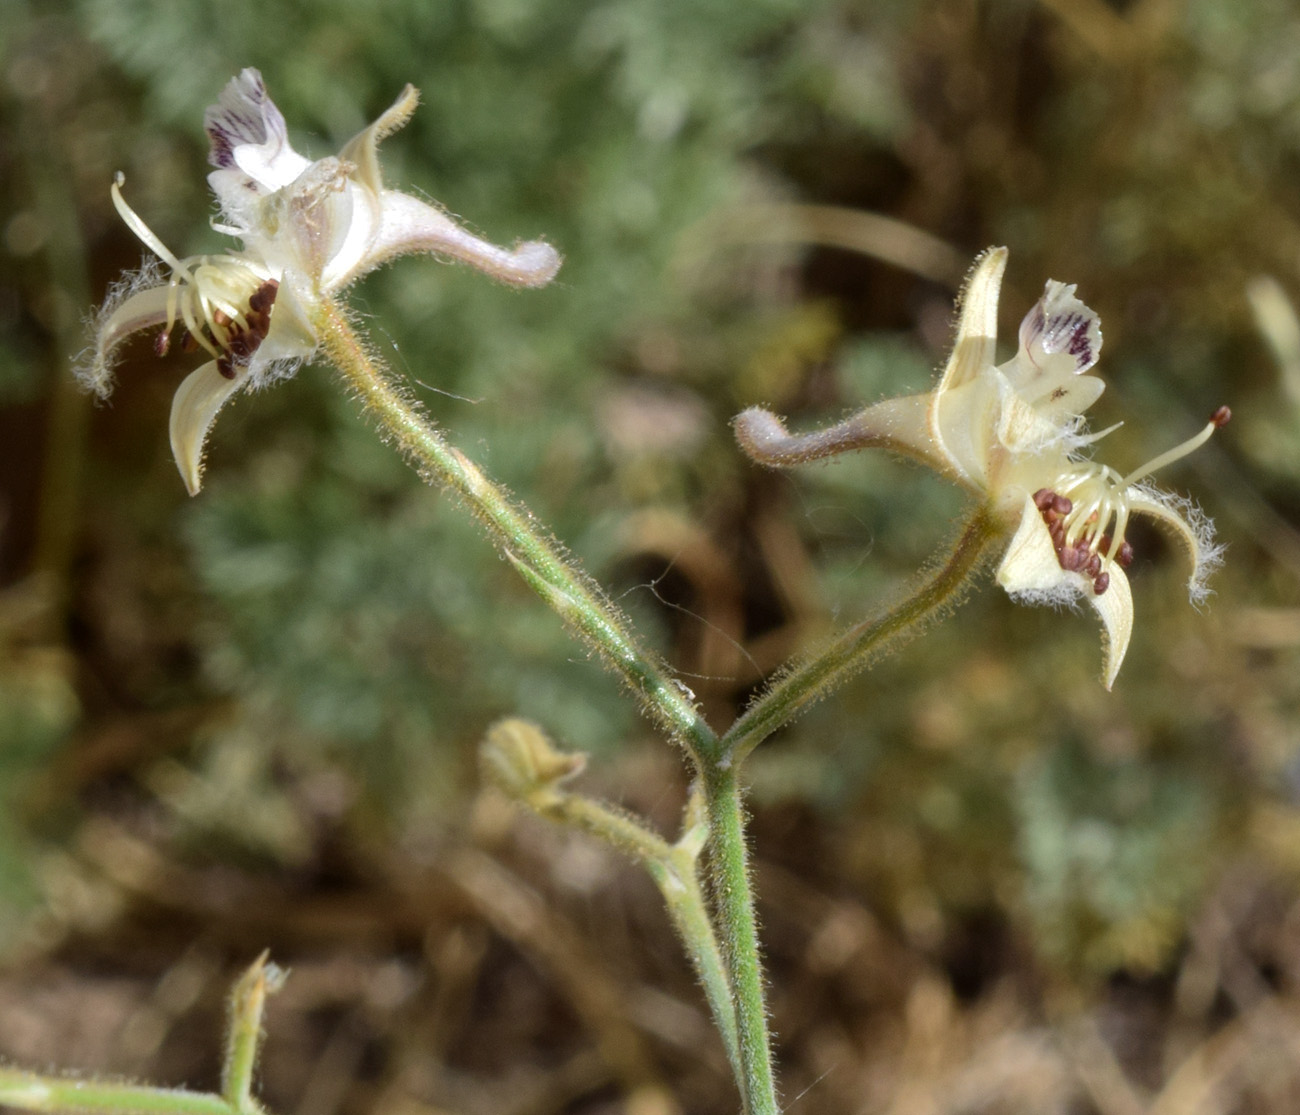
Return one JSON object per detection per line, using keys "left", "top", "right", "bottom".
{"left": 169, "top": 361, "right": 245, "bottom": 496}
{"left": 81, "top": 281, "right": 173, "bottom": 398}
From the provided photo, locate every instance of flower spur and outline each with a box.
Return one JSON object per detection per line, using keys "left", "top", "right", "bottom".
{"left": 82, "top": 68, "right": 562, "bottom": 495}
{"left": 735, "top": 248, "right": 1226, "bottom": 687}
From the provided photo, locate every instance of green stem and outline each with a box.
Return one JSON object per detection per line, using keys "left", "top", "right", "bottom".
{"left": 222, "top": 954, "right": 283, "bottom": 1112}
{"left": 721, "top": 509, "right": 997, "bottom": 764}
{"left": 703, "top": 764, "right": 776, "bottom": 1115}
{"left": 482, "top": 720, "right": 741, "bottom": 1080}
{"left": 650, "top": 847, "right": 743, "bottom": 1084}
{"left": 552, "top": 792, "right": 743, "bottom": 1082}
{"left": 317, "top": 299, "right": 717, "bottom": 764}
{"left": 0, "top": 1070, "right": 235, "bottom": 1115}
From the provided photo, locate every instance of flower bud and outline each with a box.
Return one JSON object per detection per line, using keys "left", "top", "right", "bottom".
{"left": 480, "top": 718, "right": 586, "bottom": 801}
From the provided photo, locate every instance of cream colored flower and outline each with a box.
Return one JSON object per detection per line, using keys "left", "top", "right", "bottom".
{"left": 81, "top": 68, "right": 562, "bottom": 495}
{"left": 735, "top": 248, "right": 1225, "bottom": 687}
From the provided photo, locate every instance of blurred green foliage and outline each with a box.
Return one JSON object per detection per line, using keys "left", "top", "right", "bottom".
{"left": 3, "top": 0, "right": 1300, "bottom": 991}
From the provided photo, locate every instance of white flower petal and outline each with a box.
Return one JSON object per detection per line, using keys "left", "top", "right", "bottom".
{"left": 996, "top": 496, "right": 1133, "bottom": 690}
{"left": 1089, "top": 563, "right": 1133, "bottom": 691}
{"left": 259, "top": 157, "right": 360, "bottom": 284}
{"left": 204, "top": 68, "right": 311, "bottom": 195}
{"left": 319, "top": 182, "right": 377, "bottom": 292}
{"left": 1002, "top": 280, "right": 1105, "bottom": 421}
{"left": 938, "top": 246, "right": 1006, "bottom": 393}
{"left": 996, "top": 498, "right": 1079, "bottom": 597}
{"left": 928, "top": 375, "right": 999, "bottom": 488}
{"left": 314, "top": 85, "right": 422, "bottom": 288}
{"left": 1017, "top": 281, "right": 1102, "bottom": 374}
{"left": 926, "top": 247, "right": 1007, "bottom": 487}
{"left": 169, "top": 361, "right": 247, "bottom": 496}
{"left": 1126, "top": 486, "right": 1223, "bottom": 605}
{"left": 90, "top": 282, "right": 172, "bottom": 376}
{"left": 256, "top": 282, "right": 319, "bottom": 365}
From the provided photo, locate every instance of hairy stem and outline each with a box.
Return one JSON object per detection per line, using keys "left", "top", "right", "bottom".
{"left": 222, "top": 953, "right": 283, "bottom": 1112}
{"left": 0, "top": 1070, "right": 237, "bottom": 1115}
{"left": 317, "top": 298, "right": 718, "bottom": 763}
{"left": 704, "top": 764, "right": 777, "bottom": 1115}
{"left": 481, "top": 720, "right": 741, "bottom": 1080}
{"left": 0, "top": 1073, "right": 237, "bottom": 1115}
{"left": 551, "top": 790, "right": 742, "bottom": 1081}
{"left": 721, "top": 509, "right": 998, "bottom": 764}
{"left": 693, "top": 513, "right": 995, "bottom": 1113}
{"left": 0, "top": 956, "right": 283, "bottom": 1115}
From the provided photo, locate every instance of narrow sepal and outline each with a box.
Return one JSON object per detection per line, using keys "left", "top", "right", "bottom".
{"left": 169, "top": 361, "right": 246, "bottom": 496}
{"left": 86, "top": 282, "right": 172, "bottom": 394}
{"left": 938, "top": 246, "right": 1007, "bottom": 393}
{"left": 1125, "top": 486, "right": 1222, "bottom": 605}
{"left": 338, "top": 84, "right": 420, "bottom": 195}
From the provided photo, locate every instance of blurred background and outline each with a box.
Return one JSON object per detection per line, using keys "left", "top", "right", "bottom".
{"left": 4, "top": 0, "right": 1300, "bottom": 1111}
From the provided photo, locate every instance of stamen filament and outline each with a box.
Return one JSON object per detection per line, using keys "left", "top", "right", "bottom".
{"left": 110, "top": 174, "right": 277, "bottom": 367}
{"left": 1107, "top": 503, "right": 1130, "bottom": 561}
{"left": 1120, "top": 408, "right": 1230, "bottom": 487}
{"left": 1036, "top": 406, "right": 1228, "bottom": 589}
{"left": 111, "top": 174, "right": 192, "bottom": 277}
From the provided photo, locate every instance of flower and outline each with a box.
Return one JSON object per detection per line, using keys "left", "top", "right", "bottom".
{"left": 81, "top": 68, "right": 562, "bottom": 495}
{"left": 734, "top": 248, "right": 1225, "bottom": 687}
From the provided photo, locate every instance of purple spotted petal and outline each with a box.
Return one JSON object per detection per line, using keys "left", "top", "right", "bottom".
{"left": 204, "top": 69, "right": 310, "bottom": 199}
{"left": 205, "top": 69, "right": 284, "bottom": 169}
{"left": 1019, "top": 281, "right": 1102, "bottom": 376}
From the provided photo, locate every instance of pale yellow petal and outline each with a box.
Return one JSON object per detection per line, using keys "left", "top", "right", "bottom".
{"left": 926, "top": 248, "right": 1007, "bottom": 487}
{"left": 1003, "top": 280, "right": 1103, "bottom": 408}
{"left": 86, "top": 283, "right": 173, "bottom": 394}
{"left": 1126, "top": 487, "right": 1221, "bottom": 604}
{"left": 1089, "top": 564, "right": 1133, "bottom": 690}
{"left": 996, "top": 496, "right": 1133, "bottom": 689}
{"left": 996, "top": 498, "right": 1074, "bottom": 596}
{"left": 169, "top": 362, "right": 245, "bottom": 496}
{"left": 927, "top": 375, "right": 999, "bottom": 488}
{"left": 338, "top": 84, "right": 419, "bottom": 195}
{"left": 994, "top": 376, "right": 1070, "bottom": 454}
{"left": 937, "top": 246, "right": 1007, "bottom": 393}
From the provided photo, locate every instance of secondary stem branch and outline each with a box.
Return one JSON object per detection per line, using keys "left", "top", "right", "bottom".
{"left": 721, "top": 510, "right": 997, "bottom": 764}
{"left": 318, "top": 299, "right": 718, "bottom": 763}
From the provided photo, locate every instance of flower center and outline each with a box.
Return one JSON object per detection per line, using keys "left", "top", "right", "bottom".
{"left": 1032, "top": 406, "right": 1230, "bottom": 595}
{"left": 112, "top": 174, "right": 279, "bottom": 377}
